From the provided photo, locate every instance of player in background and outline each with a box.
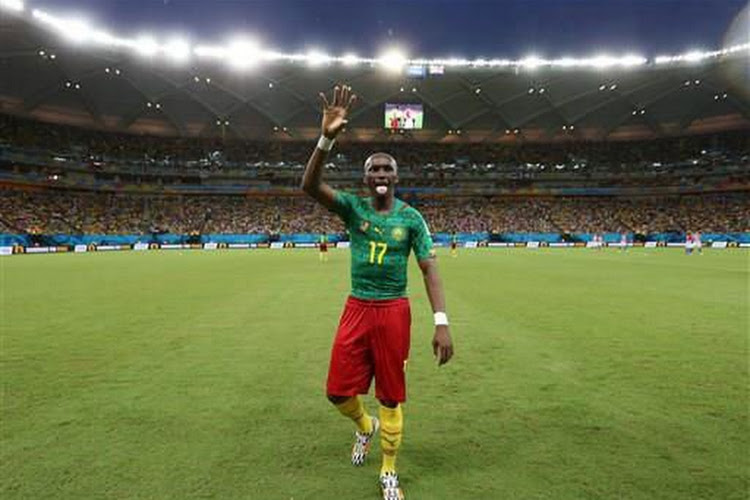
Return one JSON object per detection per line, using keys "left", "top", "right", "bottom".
{"left": 302, "top": 85, "right": 454, "bottom": 500}
{"left": 695, "top": 231, "right": 703, "bottom": 254}
{"left": 685, "top": 231, "right": 694, "bottom": 255}
{"left": 590, "top": 233, "right": 601, "bottom": 250}
{"left": 319, "top": 233, "right": 329, "bottom": 262}
{"left": 450, "top": 231, "right": 458, "bottom": 258}
{"left": 620, "top": 232, "right": 628, "bottom": 251}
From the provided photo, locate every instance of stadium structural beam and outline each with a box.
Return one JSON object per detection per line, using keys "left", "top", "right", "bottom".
{"left": 202, "top": 79, "right": 290, "bottom": 134}
{"left": 151, "top": 73, "right": 246, "bottom": 138}
{"left": 0, "top": 49, "right": 44, "bottom": 59}
{"left": 675, "top": 81, "right": 727, "bottom": 132}
{"left": 570, "top": 73, "right": 677, "bottom": 127}
{"left": 453, "top": 75, "right": 514, "bottom": 130}
{"left": 22, "top": 65, "right": 106, "bottom": 127}
{"left": 600, "top": 86, "right": 682, "bottom": 138}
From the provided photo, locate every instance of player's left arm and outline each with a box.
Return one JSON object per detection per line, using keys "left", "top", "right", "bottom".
{"left": 418, "top": 257, "right": 454, "bottom": 366}
{"left": 411, "top": 210, "right": 454, "bottom": 366}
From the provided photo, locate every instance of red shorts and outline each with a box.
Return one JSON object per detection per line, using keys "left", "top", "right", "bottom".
{"left": 327, "top": 296, "right": 411, "bottom": 402}
{"left": 320, "top": 244, "right": 328, "bottom": 252}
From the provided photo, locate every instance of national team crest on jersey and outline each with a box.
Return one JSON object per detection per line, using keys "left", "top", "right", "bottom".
{"left": 359, "top": 220, "right": 370, "bottom": 233}
{"left": 391, "top": 227, "right": 406, "bottom": 241}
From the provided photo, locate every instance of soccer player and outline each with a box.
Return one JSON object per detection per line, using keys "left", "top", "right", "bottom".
{"left": 620, "top": 231, "right": 628, "bottom": 251}
{"left": 319, "top": 233, "right": 329, "bottom": 262}
{"left": 450, "top": 231, "right": 458, "bottom": 258}
{"left": 301, "top": 85, "right": 454, "bottom": 500}
{"left": 685, "top": 231, "right": 694, "bottom": 255}
{"left": 695, "top": 231, "right": 703, "bottom": 255}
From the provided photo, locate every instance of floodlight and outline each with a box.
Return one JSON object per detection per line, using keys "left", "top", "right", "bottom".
{"left": 341, "top": 53, "right": 360, "bottom": 66}
{"left": 163, "top": 38, "right": 191, "bottom": 64}
{"left": 683, "top": 51, "right": 704, "bottom": 62}
{"left": 306, "top": 50, "right": 331, "bottom": 67}
{"left": 134, "top": 35, "right": 159, "bottom": 57}
{"left": 519, "top": 55, "right": 544, "bottom": 70}
{"left": 378, "top": 49, "right": 407, "bottom": 73}
{"left": 226, "top": 39, "right": 262, "bottom": 69}
{"left": 620, "top": 54, "right": 647, "bottom": 67}
{"left": 0, "top": 0, "right": 24, "bottom": 12}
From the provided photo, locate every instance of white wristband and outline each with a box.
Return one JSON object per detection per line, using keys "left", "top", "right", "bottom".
{"left": 317, "top": 135, "right": 335, "bottom": 152}
{"left": 434, "top": 312, "right": 449, "bottom": 326}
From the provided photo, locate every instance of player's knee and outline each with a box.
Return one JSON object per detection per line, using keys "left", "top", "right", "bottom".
{"left": 327, "top": 394, "right": 349, "bottom": 405}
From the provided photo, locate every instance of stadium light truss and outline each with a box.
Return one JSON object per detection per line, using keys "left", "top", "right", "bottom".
{"left": 17, "top": 5, "right": 750, "bottom": 72}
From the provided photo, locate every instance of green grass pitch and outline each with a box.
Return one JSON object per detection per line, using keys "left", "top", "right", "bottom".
{"left": 1, "top": 248, "right": 748, "bottom": 499}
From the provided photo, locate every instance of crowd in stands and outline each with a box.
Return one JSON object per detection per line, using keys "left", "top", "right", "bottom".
{"left": 1, "top": 114, "right": 748, "bottom": 177}
{"left": 1, "top": 189, "right": 746, "bottom": 235}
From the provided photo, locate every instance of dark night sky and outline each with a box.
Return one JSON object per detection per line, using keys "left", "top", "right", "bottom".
{"left": 29, "top": 0, "right": 748, "bottom": 57}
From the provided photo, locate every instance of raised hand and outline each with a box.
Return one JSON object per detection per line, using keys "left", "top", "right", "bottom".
{"left": 319, "top": 85, "right": 356, "bottom": 139}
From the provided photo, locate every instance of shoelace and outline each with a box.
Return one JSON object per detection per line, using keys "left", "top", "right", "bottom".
{"left": 380, "top": 473, "right": 399, "bottom": 489}
{"left": 355, "top": 430, "right": 371, "bottom": 446}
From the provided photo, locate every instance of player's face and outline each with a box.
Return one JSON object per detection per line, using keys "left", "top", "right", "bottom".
{"left": 364, "top": 158, "right": 398, "bottom": 198}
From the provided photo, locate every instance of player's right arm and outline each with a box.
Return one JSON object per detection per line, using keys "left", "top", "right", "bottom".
{"left": 301, "top": 85, "right": 356, "bottom": 210}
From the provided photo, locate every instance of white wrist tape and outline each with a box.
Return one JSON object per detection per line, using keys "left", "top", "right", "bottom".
{"left": 317, "top": 135, "right": 335, "bottom": 152}
{"left": 434, "top": 312, "right": 449, "bottom": 326}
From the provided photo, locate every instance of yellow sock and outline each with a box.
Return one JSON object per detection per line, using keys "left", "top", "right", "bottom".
{"left": 335, "top": 396, "right": 373, "bottom": 434}
{"left": 379, "top": 404, "right": 403, "bottom": 475}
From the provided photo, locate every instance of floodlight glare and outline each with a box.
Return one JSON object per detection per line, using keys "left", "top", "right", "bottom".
{"left": 341, "top": 53, "right": 360, "bottom": 67}
{"left": 306, "top": 50, "right": 331, "bottom": 67}
{"left": 520, "top": 55, "right": 544, "bottom": 70}
{"left": 683, "top": 50, "right": 704, "bottom": 62}
{"left": 227, "top": 39, "right": 262, "bottom": 70}
{"left": 42, "top": 16, "right": 95, "bottom": 45}
{"left": 163, "top": 38, "right": 191, "bottom": 63}
{"left": 194, "top": 45, "right": 225, "bottom": 59}
{"left": 134, "top": 35, "right": 159, "bottom": 57}
{"left": 620, "top": 54, "right": 647, "bottom": 67}
{"left": 0, "top": 0, "right": 24, "bottom": 12}
{"left": 378, "top": 49, "right": 407, "bottom": 73}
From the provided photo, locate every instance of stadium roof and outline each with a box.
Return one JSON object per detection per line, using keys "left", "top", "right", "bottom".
{"left": 0, "top": 5, "right": 748, "bottom": 143}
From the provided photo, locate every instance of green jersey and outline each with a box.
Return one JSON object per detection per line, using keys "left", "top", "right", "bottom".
{"left": 332, "top": 191, "right": 434, "bottom": 299}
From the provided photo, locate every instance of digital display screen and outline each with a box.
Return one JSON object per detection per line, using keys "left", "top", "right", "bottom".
{"left": 384, "top": 103, "right": 424, "bottom": 130}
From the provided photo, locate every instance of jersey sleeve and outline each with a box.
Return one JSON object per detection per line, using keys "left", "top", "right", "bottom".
{"left": 410, "top": 209, "right": 434, "bottom": 261}
{"left": 331, "top": 190, "right": 357, "bottom": 224}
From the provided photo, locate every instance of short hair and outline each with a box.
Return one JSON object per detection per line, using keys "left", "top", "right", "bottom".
{"left": 364, "top": 152, "right": 398, "bottom": 173}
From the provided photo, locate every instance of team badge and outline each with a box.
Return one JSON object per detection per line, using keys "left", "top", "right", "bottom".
{"left": 359, "top": 220, "right": 370, "bottom": 233}
{"left": 391, "top": 227, "right": 406, "bottom": 241}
